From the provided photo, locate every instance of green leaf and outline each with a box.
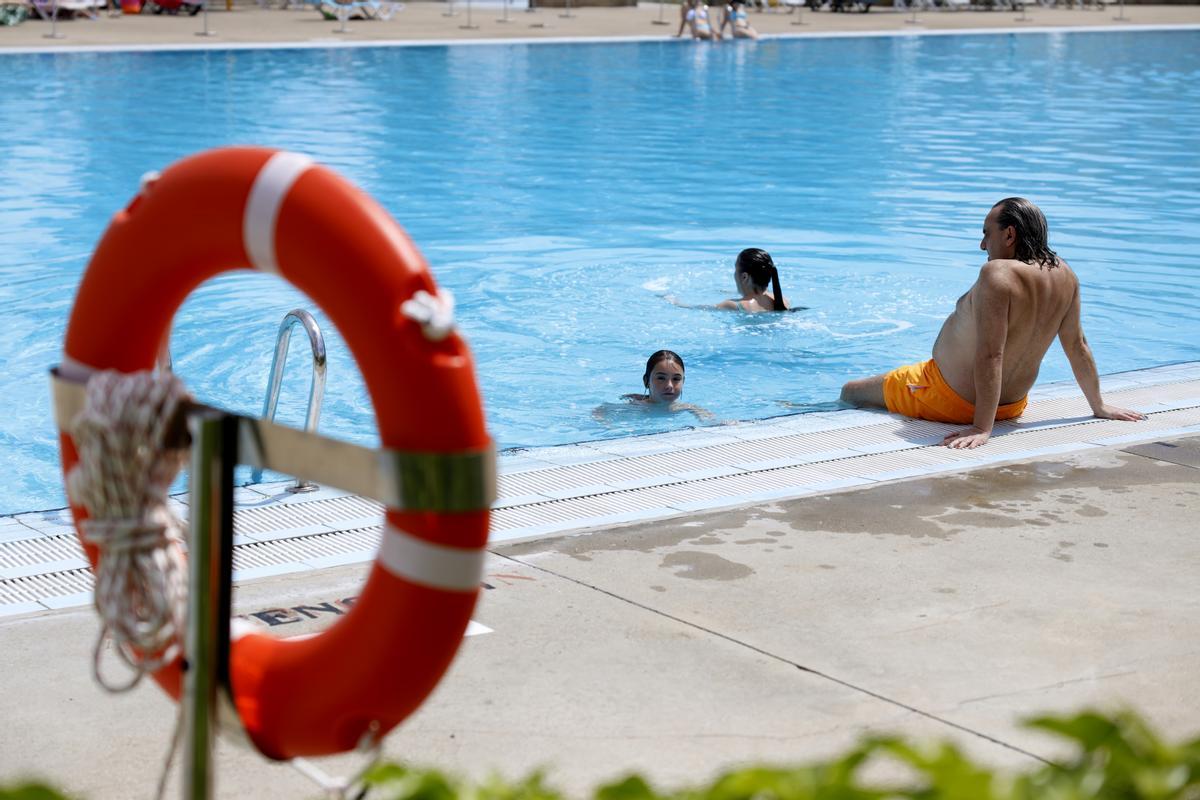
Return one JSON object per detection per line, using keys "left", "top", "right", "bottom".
{"left": 361, "top": 763, "right": 460, "bottom": 800}
{"left": 1025, "top": 712, "right": 1122, "bottom": 753}
{"left": 596, "top": 774, "right": 660, "bottom": 800}
{"left": 0, "top": 784, "right": 75, "bottom": 800}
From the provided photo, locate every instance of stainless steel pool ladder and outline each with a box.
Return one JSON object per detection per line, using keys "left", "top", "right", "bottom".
{"left": 252, "top": 309, "right": 327, "bottom": 492}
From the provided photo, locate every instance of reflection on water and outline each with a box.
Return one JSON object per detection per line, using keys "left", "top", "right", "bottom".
{"left": 0, "top": 31, "right": 1198, "bottom": 513}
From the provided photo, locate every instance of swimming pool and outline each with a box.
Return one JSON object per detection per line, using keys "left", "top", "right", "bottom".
{"left": 1, "top": 29, "right": 1198, "bottom": 514}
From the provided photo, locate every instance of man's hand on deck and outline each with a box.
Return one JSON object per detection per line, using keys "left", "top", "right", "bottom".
{"left": 1094, "top": 404, "right": 1147, "bottom": 422}
{"left": 943, "top": 426, "right": 991, "bottom": 449}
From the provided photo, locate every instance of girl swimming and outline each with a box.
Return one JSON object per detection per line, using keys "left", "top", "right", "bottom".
{"left": 716, "top": 248, "right": 788, "bottom": 313}
{"left": 624, "top": 350, "right": 689, "bottom": 404}
{"left": 594, "top": 350, "right": 714, "bottom": 422}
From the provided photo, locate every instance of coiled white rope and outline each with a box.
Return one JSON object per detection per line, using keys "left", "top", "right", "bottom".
{"left": 66, "top": 369, "right": 191, "bottom": 693}
{"left": 401, "top": 288, "right": 456, "bottom": 341}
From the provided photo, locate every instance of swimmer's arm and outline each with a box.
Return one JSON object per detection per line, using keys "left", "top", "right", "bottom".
{"left": 1057, "top": 283, "right": 1146, "bottom": 422}
{"left": 945, "top": 263, "right": 1008, "bottom": 449}
{"left": 593, "top": 397, "right": 646, "bottom": 422}
{"left": 678, "top": 402, "right": 716, "bottom": 421}
{"left": 662, "top": 294, "right": 726, "bottom": 311}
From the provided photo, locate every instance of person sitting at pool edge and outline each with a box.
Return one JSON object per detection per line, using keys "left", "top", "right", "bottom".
{"left": 720, "top": 0, "right": 758, "bottom": 39}
{"left": 839, "top": 197, "right": 1146, "bottom": 449}
{"left": 717, "top": 248, "right": 787, "bottom": 312}
{"left": 676, "top": 0, "right": 719, "bottom": 41}
{"left": 621, "top": 350, "right": 714, "bottom": 419}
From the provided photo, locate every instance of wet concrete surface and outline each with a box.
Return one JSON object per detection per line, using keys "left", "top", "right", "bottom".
{"left": 492, "top": 442, "right": 1200, "bottom": 771}
{"left": 1123, "top": 436, "right": 1200, "bottom": 469}
{"left": 2, "top": 439, "right": 1197, "bottom": 797}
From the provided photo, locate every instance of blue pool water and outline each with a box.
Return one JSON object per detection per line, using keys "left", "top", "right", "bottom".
{"left": 1, "top": 30, "right": 1199, "bottom": 514}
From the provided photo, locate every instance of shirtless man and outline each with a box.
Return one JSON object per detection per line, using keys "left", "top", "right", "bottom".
{"left": 840, "top": 197, "right": 1145, "bottom": 449}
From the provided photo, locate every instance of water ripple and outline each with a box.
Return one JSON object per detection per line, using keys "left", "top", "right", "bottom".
{"left": 1, "top": 31, "right": 1198, "bottom": 512}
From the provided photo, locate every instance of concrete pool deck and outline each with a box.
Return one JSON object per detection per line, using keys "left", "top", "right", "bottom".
{"left": 2, "top": 363, "right": 1198, "bottom": 797}
{"left": 1, "top": 0, "right": 1199, "bottom": 50}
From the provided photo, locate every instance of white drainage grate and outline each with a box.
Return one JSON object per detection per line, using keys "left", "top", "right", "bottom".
{"left": 4, "top": 365, "right": 1198, "bottom": 613}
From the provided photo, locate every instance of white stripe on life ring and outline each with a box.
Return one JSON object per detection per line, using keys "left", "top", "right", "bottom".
{"left": 243, "top": 151, "right": 313, "bottom": 276}
{"left": 379, "top": 522, "right": 484, "bottom": 593}
{"left": 59, "top": 354, "right": 98, "bottom": 384}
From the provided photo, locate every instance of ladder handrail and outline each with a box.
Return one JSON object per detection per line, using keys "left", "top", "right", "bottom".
{"left": 254, "top": 309, "right": 327, "bottom": 490}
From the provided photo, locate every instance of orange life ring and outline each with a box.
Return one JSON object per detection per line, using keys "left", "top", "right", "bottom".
{"left": 56, "top": 147, "right": 492, "bottom": 760}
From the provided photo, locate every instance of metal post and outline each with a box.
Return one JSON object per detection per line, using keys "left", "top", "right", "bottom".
{"left": 195, "top": 0, "right": 216, "bottom": 35}
{"left": 183, "top": 411, "right": 235, "bottom": 800}
{"left": 904, "top": 0, "right": 918, "bottom": 24}
{"left": 1112, "top": 0, "right": 1126, "bottom": 20}
{"left": 459, "top": 0, "right": 477, "bottom": 28}
{"left": 442, "top": 0, "right": 456, "bottom": 15}
{"left": 497, "top": 0, "right": 510, "bottom": 22}
{"left": 44, "top": 0, "right": 65, "bottom": 39}
{"left": 791, "top": 1, "right": 806, "bottom": 23}
{"left": 1014, "top": 0, "right": 1028, "bottom": 20}
{"left": 558, "top": 0, "right": 572, "bottom": 19}
{"left": 652, "top": 0, "right": 669, "bottom": 23}
{"left": 334, "top": 2, "right": 351, "bottom": 32}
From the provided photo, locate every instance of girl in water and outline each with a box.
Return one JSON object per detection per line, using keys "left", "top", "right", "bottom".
{"left": 595, "top": 350, "right": 713, "bottom": 422}
{"left": 625, "top": 350, "right": 688, "bottom": 404}
{"left": 716, "top": 247, "right": 789, "bottom": 313}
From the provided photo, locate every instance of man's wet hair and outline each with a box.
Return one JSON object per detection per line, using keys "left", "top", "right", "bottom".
{"left": 994, "top": 197, "right": 1058, "bottom": 268}
{"left": 643, "top": 350, "right": 684, "bottom": 388}
{"left": 735, "top": 248, "right": 787, "bottom": 311}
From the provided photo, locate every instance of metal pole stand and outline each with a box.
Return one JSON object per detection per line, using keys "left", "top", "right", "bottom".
{"left": 497, "top": 0, "right": 511, "bottom": 22}
{"left": 42, "top": 368, "right": 496, "bottom": 800}
{"left": 334, "top": 2, "right": 351, "bottom": 32}
{"left": 904, "top": 0, "right": 919, "bottom": 24}
{"left": 558, "top": 0, "right": 572, "bottom": 19}
{"left": 791, "top": 1, "right": 806, "bottom": 23}
{"left": 1112, "top": 0, "right": 1126, "bottom": 19}
{"left": 442, "top": 0, "right": 457, "bottom": 13}
{"left": 459, "top": 0, "right": 477, "bottom": 27}
{"left": 1014, "top": 0, "right": 1028, "bottom": 20}
{"left": 182, "top": 411, "right": 237, "bottom": 800}
{"left": 183, "top": 408, "right": 383, "bottom": 800}
{"left": 47, "top": 367, "right": 496, "bottom": 800}
{"left": 652, "top": 0, "right": 669, "bottom": 23}
{"left": 195, "top": 0, "right": 216, "bottom": 35}
{"left": 44, "top": 0, "right": 65, "bottom": 39}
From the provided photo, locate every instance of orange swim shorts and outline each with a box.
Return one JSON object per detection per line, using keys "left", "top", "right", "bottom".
{"left": 882, "top": 359, "right": 1027, "bottom": 424}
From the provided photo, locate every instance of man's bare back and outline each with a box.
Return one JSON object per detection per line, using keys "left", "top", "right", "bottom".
{"left": 840, "top": 198, "right": 1145, "bottom": 448}
{"left": 931, "top": 256, "right": 1077, "bottom": 407}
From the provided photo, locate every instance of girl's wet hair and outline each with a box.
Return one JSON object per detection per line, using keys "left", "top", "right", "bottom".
{"left": 736, "top": 248, "right": 786, "bottom": 311}
{"left": 643, "top": 350, "right": 685, "bottom": 388}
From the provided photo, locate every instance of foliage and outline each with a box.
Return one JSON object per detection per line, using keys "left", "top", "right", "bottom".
{"left": 0, "top": 785, "right": 68, "bottom": 800}
{"left": 358, "top": 710, "right": 1200, "bottom": 800}
{"left": 3, "top": 709, "right": 1198, "bottom": 800}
